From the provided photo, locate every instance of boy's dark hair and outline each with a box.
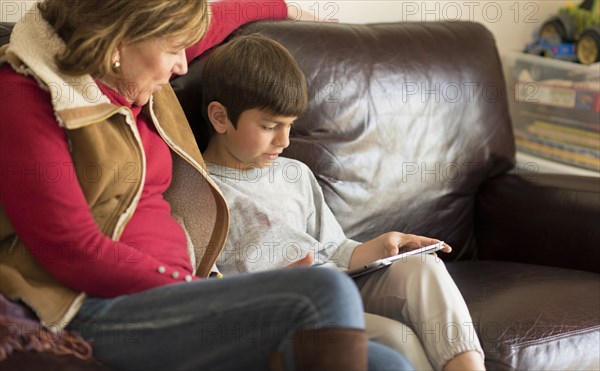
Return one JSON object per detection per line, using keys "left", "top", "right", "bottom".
{"left": 201, "top": 33, "right": 308, "bottom": 129}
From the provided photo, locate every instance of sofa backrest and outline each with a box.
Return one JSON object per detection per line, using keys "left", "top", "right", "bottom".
{"left": 174, "top": 21, "right": 515, "bottom": 260}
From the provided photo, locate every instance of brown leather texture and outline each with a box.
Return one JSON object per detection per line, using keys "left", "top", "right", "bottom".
{"left": 447, "top": 261, "right": 600, "bottom": 370}
{"left": 476, "top": 173, "right": 600, "bottom": 273}
{"left": 0, "top": 23, "right": 10, "bottom": 46}
{"left": 173, "top": 20, "right": 599, "bottom": 370}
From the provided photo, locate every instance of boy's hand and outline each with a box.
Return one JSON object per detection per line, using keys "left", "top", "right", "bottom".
{"left": 286, "top": 252, "right": 314, "bottom": 268}
{"left": 381, "top": 232, "right": 452, "bottom": 257}
{"left": 349, "top": 232, "right": 452, "bottom": 269}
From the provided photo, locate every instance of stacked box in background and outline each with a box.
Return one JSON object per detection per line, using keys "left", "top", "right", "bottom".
{"left": 504, "top": 51, "right": 600, "bottom": 172}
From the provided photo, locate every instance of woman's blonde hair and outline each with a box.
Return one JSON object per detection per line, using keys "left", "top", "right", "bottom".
{"left": 39, "top": 0, "right": 209, "bottom": 77}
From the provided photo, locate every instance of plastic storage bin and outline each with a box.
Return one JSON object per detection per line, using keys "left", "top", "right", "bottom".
{"left": 503, "top": 51, "right": 600, "bottom": 172}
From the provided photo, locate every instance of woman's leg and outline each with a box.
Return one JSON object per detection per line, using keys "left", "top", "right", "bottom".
{"left": 354, "top": 254, "right": 485, "bottom": 370}
{"left": 67, "top": 267, "right": 407, "bottom": 370}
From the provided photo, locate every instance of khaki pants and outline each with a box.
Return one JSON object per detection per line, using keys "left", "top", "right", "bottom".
{"left": 357, "top": 254, "right": 484, "bottom": 370}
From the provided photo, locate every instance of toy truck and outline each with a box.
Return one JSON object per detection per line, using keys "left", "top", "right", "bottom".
{"left": 533, "top": 0, "right": 600, "bottom": 64}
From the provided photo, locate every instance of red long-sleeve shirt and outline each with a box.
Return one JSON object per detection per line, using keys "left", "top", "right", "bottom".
{"left": 0, "top": 0, "right": 288, "bottom": 297}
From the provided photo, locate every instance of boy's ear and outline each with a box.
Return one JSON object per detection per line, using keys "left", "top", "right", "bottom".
{"left": 207, "top": 101, "right": 230, "bottom": 134}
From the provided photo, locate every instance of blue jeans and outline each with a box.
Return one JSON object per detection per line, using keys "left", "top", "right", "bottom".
{"left": 67, "top": 268, "right": 412, "bottom": 370}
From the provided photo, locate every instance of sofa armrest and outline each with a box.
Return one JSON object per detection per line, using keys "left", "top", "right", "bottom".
{"left": 475, "top": 172, "right": 600, "bottom": 273}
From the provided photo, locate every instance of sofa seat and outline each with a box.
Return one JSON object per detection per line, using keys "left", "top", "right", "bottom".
{"left": 448, "top": 261, "right": 599, "bottom": 369}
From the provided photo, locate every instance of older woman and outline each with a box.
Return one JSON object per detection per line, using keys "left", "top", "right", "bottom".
{"left": 0, "top": 0, "right": 412, "bottom": 370}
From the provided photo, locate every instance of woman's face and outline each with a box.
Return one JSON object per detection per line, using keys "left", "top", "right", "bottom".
{"left": 113, "top": 36, "right": 188, "bottom": 106}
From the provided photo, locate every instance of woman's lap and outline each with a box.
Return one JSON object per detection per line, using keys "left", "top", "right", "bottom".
{"left": 68, "top": 267, "right": 367, "bottom": 370}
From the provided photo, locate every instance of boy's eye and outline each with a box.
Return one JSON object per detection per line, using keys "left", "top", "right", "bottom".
{"left": 262, "top": 126, "right": 277, "bottom": 131}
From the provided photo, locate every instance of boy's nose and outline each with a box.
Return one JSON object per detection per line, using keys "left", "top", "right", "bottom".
{"left": 275, "top": 129, "right": 290, "bottom": 148}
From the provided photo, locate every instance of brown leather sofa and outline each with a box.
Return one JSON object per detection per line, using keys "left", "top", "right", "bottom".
{"left": 2, "top": 19, "right": 599, "bottom": 370}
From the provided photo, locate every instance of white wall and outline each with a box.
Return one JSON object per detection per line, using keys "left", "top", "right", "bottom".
{"left": 288, "top": 0, "right": 566, "bottom": 53}
{"left": 1, "top": 0, "right": 36, "bottom": 22}
{"left": 1, "top": 0, "right": 565, "bottom": 53}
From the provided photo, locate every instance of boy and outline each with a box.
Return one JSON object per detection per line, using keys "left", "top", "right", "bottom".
{"left": 201, "top": 34, "right": 485, "bottom": 371}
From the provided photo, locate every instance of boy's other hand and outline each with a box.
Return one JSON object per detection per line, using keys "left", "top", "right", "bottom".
{"left": 287, "top": 252, "right": 314, "bottom": 268}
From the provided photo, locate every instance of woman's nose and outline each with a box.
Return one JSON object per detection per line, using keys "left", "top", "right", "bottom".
{"left": 173, "top": 50, "right": 188, "bottom": 76}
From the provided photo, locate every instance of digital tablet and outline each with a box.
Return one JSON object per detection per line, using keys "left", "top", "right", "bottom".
{"left": 345, "top": 242, "right": 445, "bottom": 278}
